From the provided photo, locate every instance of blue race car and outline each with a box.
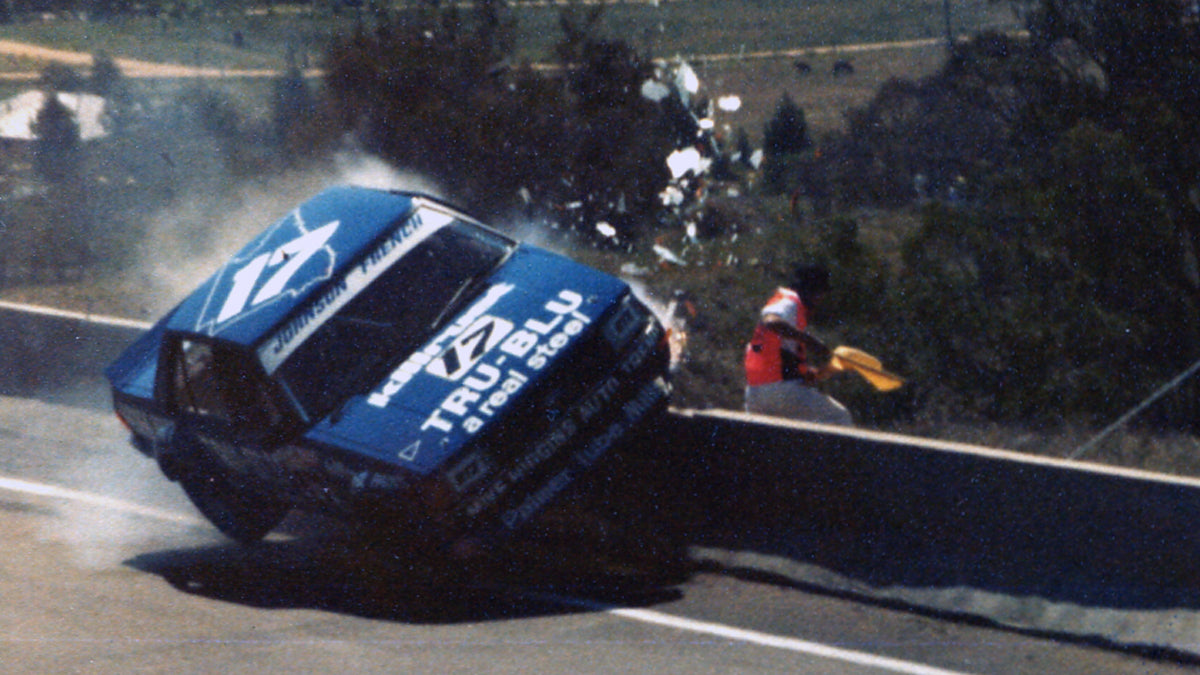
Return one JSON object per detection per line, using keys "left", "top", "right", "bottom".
{"left": 106, "top": 187, "right": 671, "bottom": 554}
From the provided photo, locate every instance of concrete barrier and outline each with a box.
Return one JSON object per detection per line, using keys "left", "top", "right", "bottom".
{"left": 655, "top": 409, "right": 1200, "bottom": 657}
{"left": 0, "top": 300, "right": 148, "bottom": 405}
{"left": 5, "top": 301, "right": 1200, "bottom": 656}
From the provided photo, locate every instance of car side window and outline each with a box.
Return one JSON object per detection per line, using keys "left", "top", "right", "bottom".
{"left": 170, "top": 338, "right": 286, "bottom": 434}
{"left": 173, "top": 339, "right": 223, "bottom": 418}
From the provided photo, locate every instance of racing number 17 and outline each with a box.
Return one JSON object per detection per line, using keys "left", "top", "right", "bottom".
{"left": 216, "top": 221, "right": 340, "bottom": 323}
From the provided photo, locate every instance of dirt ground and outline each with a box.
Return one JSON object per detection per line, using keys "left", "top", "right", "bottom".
{"left": 0, "top": 36, "right": 948, "bottom": 137}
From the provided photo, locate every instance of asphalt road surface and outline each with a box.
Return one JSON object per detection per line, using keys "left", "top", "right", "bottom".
{"left": 1, "top": 392, "right": 1197, "bottom": 674}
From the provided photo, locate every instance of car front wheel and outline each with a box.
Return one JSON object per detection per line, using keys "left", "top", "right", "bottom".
{"left": 176, "top": 450, "right": 292, "bottom": 545}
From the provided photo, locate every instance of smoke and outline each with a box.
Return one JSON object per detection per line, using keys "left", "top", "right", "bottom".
{"left": 45, "top": 450, "right": 218, "bottom": 570}
{"left": 625, "top": 277, "right": 669, "bottom": 320}
{"left": 126, "top": 148, "right": 446, "bottom": 314}
{"left": 21, "top": 400, "right": 218, "bottom": 569}
{"left": 330, "top": 151, "right": 444, "bottom": 195}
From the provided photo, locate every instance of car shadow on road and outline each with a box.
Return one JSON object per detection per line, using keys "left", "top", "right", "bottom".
{"left": 124, "top": 516, "right": 690, "bottom": 624}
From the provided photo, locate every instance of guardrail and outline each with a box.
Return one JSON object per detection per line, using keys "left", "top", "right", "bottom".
{"left": 3, "top": 300, "right": 1199, "bottom": 657}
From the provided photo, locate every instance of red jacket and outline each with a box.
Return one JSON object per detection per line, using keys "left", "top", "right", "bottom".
{"left": 744, "top": 287, "right": 811, "bottom": 386}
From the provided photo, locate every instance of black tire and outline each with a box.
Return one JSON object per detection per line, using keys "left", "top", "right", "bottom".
{"left": 176, "top": 448, "right": 292, "bottom": 545}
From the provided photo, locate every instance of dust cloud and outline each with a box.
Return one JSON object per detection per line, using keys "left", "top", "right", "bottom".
{"left": 44, "top": 447, "right": 218, "bottom": 570}
{"left": 127, "top": 151, "right": 445, "bottom": 315}
{"left": 9, "top": 398, "right": 215, "bottom": 570}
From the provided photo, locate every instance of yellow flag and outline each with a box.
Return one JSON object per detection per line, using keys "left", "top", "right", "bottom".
{"left": 830, "top": 346, "right": 905, "bottom": 392}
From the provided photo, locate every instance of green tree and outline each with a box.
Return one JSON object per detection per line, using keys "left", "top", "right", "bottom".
{"left": 1009, "top": 1, "right": 1200, "bottom": 281}
{"left": 32, "top": 91, "right": 82, "bottom": 184}
{"left": 89, "top": 52, "right": 123, "bottom": 97}
{"left": 271, "top": 54, "right": 316, "bottom": 162}
{"left": 558, "top": 38, "right": 668, "bottom": 236}
{"left": 762, "top": 93, "right": 810, "bottom": 157}
{"left": 821, "top": 31, "right": 1089, "bottom": 208}
{"left": 30, "top": 91, "right": 89, "bottom": 277}
{"left": 39, "top": 62, "right": 85, "bottom": 93}
{"left": 760, "top": 94, "right": 812, "bottom": 196}
{"left": 1015, "top": 0, "right": 1194, "bottom": 104}
{"left": 323, "top": 13, "right": 538, "bottom": 211}
{"left": 88, "top": 0, "right": 137, "bottom": 18}
{"left": 816, "top": 12, "right": 1200, "bottom": 425}
{"left": 892, "top": 122, "right": 1196, "bottom": 425}
{"left": 323, "top": 5, "right": 673, "bottom": 240}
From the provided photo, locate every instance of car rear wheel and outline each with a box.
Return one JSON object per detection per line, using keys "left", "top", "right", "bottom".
{"left": 176, "top": 449, "right": 292, "bottom": 545}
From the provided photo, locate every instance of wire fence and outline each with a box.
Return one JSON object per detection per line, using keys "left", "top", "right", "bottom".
{"left": 1069, "top": 357, "right": 1200, "bottom": 460}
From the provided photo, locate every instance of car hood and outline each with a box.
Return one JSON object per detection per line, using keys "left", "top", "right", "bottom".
{"left": 301, "top": 245, "right": 629, "bottom": 475}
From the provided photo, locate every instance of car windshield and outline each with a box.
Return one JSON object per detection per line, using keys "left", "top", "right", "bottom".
{"left": 273, "top": 219, "right": 515, "bottom": 422}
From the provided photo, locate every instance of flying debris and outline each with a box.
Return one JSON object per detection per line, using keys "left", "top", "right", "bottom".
{"left": 664, "top": 289, "right": 697, "bottom": 373}
{"left": 547, "top": 57, "right": 761, "bottom": 269}
{"left": 674, "top": 60, "right": 700, "bottom": 106}
{"left": 666, "top": 147, "right": 711, "bottom": 180}
{"left": 717, "top": 95, "right": 742, "bottom": 112}
{"left": 653, "top": 236, "right": 688, "bottom": 266}
{"left": 630, "top": 58, "right": 765, "bottom": 269}
{"left": 640, "top": 79, "right": 671, "bottom": 103}
{"left": 660, "top": 184, "right": 686, "bottom": 207}
{"left": 621, "top": 262, "right": 651, "bottom": 277}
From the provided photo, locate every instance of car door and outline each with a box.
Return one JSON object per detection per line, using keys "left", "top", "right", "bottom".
{"left": 163, "top": 335, "right": 294, "bottom": 481}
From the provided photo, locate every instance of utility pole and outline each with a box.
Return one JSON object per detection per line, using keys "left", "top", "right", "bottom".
{"left": 943, "top": 0, "right": 954, "bottom": 51}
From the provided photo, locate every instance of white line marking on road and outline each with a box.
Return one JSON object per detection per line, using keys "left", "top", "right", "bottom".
{"left": 536, "top": 592, "right": 979, "bottom": 675}
{"left": 0, "top": 474, "right": 200, "bottom": 525}
{"left": 0, "top": 300, "right": 153, "bottom": 330}
{"left": 0, "top": 473, "right": 973, "bottom": 673}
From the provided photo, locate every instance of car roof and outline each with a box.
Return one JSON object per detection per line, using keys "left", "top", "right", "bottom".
{"left": 163, "top": 186, "right": 452, "bottom": 349}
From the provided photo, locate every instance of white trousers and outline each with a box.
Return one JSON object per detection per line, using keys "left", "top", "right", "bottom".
{"left": 744, "top": 380, "right": 853, "bottom": 426}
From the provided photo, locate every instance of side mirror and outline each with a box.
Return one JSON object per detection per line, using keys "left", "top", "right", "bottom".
{"left": 151, "top": 422, "right": 184, "bottom": 481}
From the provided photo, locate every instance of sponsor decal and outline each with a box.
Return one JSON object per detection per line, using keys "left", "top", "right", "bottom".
{"left": 367, "top": 283, "right": 517, "bottom": 408}
{"left": 257, "top": 205, "right": 452, "bottom": 372}
{"left": 397, "top": 440, "right": 420, "bottom": 462}
{"left": 425, "top": 316, "right": 515, "bottom": 381}
{"left": 464, "top": 413, "right": 578, "bottom": 518}
{"left": 617, "top": 324, "right": 661, "bottom": 377}
{"left": 602, "top": 298, "right": 643, "bottom": 349}
{"left": 500, "top": 468, "right": 573, "bottom": 529}
{"left": 462, "top": 321, "right": 662, "bottom": 519}
{"left": 497, "top": 377, "right": 668, "bottom": 530}
{"left": 368, "top": 288, "right": 596, "bottom": 444}
{"left": 446, "top": 451, "right": 492, "bottom": 492}
{"left": 413, "top": 289, "right": 592, "bottom": 435}
{"left": 351, "top": 471, "right": 403, "bottom": 493}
